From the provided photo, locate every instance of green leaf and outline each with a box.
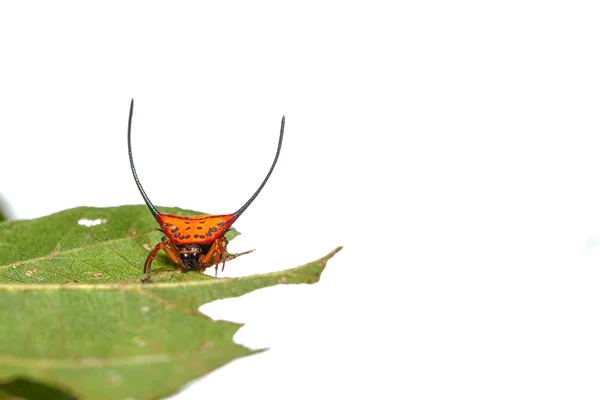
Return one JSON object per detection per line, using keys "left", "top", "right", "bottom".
{"left": 0, "top": 206, "right": 341, "bottom": 400}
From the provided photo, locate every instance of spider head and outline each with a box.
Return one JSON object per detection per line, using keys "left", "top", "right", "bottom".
{"left": 178, "top": 245, "right": 203, "bottom": 270}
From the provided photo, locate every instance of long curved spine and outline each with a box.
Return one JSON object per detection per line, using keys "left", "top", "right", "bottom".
{"left": 233, "top": 116, "right": 285, "bottom": 218}
{"left": 127, "top": 99, "right": 160, "bottom": 217}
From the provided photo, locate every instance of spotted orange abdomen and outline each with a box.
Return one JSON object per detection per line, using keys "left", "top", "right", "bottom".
{"left": 156, "top": 213, "right": 237, "bottom": 245}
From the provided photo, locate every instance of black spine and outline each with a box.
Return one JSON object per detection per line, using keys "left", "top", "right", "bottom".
{"left": 127, "top": 99, "right": 160, "bottom": 217}
{"left": 234, "top": 116, "right": 285, "bottom": 218}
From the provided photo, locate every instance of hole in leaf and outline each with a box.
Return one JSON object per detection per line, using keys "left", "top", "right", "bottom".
{"left": 77, "top": 218, "right": 107, "bottom": 227}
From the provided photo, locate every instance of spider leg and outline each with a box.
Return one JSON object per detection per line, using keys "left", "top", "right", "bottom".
{"left": 218, "top": 237, "right": 229, "bottom": 272}
{"left": 201, "top": 237, "right": 229, "bottom": 276}
{"left": 143, "top": 237, "right": 181, "bottom": 278}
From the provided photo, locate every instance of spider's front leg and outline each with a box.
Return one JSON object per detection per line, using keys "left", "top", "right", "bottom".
{"left": 143, "top": 236, "right": 182, "bottom": 278}
{"left": 201, "top": 236, "right": 229, "bottom": 276}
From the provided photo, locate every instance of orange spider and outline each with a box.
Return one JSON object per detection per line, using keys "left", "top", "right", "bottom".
{"left": 127, "top": 99, "right": 284, "bottom": 279}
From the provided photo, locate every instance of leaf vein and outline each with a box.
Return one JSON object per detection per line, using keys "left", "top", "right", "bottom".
{"left": 0, "top": 353, "right": 175, "bottom": 369}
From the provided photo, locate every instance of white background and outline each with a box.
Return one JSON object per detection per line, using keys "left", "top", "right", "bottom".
{"left": 1, "top": 1, "right": 600, "bottom": 399}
